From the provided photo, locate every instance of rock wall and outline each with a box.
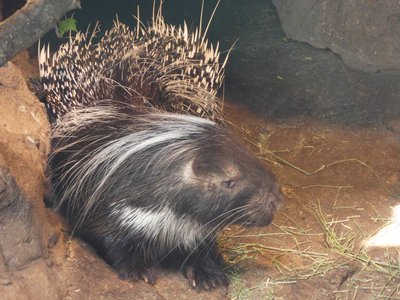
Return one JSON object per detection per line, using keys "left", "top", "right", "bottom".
{"left": 272, "top": 0, "right": 400, "bottom": 72}
{"left": 0, "top": 61, "right": 61, "bottom": 298}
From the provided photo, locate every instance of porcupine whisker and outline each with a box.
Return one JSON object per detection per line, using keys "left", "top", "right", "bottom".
{"left": 171, "top": 203, "right": 251, "bottom": 252}
{"left": 184, "top": 204, "right": 252, "bottom": 246}
{"left": 179, "top": 205, "right": 252, "bottom": 269}
{"left": 202, "top": 204, "right": 252, "bottom": 230}
{"left": 151, "top": 204, "right": 252, "bottom": 268}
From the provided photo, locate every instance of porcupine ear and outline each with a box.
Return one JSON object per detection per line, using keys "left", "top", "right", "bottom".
{"left": 188, "top": 153, "right": 240, "bottom": 189}
{"left": 190, "top": 153, "right": 216, "bottom": 176}
{"left": 180, "top": 158, "right": 199, "bottom": 184}
{"left": 180, "top": 155, "right": 213, "bottom": 184}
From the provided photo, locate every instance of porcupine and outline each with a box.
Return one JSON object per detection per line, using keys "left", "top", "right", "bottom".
{"left": 35, "top": 3, "right": 282, "bottom": 290}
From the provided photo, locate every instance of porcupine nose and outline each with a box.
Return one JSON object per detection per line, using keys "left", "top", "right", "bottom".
{"left": 270, "top": 185, "right": 283, "bottom": 212}
{"left": 244, "top": 183, "right": 283, "bottom": 227}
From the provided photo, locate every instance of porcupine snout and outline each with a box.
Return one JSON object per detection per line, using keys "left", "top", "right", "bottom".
{"left": 242, "top": 174, "right": 283, "bottom": 227}
{"left": 227, "top": 139, "right": 283, "bottom": 228}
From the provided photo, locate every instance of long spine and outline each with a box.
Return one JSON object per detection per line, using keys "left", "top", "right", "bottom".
{"left": 38, "top": 5, "right": 229, "bottom": 122}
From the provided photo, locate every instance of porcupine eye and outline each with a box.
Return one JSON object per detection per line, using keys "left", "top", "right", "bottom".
{"left": 223, "top": 179, "right": 235, "bottom": 188}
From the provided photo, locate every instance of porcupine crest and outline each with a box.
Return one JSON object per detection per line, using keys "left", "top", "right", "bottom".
{"left": 38, "top": 2, "right": 229, "bottom": 122}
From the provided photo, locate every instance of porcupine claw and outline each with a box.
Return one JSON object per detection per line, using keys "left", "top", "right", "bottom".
{"left": 185, "top": 264, "right": 229, "bottom": 290}
{"left": 118, "top": 266, "right": 157, "bottom": 285}
{"left": 183, "top": 249, "right": 229, "bottom": 291}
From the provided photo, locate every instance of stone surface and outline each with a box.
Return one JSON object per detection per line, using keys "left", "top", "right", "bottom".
{"left": 0, "top": 168, "right": 42, "bottom": 270}
{"left": 0, "top": 59, "right": 61, "bottom": 299}
{"left": 272, "top": 0, "right": 400, "bottom": 72}
{"left": 0, "top": 60, "right": 50, "bottom": 272}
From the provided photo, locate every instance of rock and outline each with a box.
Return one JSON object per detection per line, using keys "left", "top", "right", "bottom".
{"left": 272, "top": 0, "right": 400, "bottom": 72}
{"left": 0, "top": 60, "right": 51, "bottom": 272}
{"left": 0, "top": 167, "right": 43, "bottom": 270}
{"left": 0, "top": 60, "right": 60, "bottom": 298}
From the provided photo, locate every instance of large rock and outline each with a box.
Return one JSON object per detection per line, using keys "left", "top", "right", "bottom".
{"left": 0, "top": 60, "right": 60, "bottom": 298}
{"left": 272, "top": 0, "right": 400, "bottom": 72}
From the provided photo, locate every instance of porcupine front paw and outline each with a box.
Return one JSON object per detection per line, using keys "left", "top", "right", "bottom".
{"left": 116, "top": 265, "right": 158, "bottom": 285}
{"left": 184, "top": 260, "right": 229, "bottom": 290}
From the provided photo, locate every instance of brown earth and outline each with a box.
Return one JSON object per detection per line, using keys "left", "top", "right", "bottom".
{"left": 223, "top": 103, "right": 400, "bottom": 299}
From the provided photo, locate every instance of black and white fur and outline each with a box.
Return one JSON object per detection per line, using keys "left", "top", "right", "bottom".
{"left": 35, "top": 2, "right": 283, "bottom": 290}
{"left": 49, "top": 103, "right": 282, "bottom": 289}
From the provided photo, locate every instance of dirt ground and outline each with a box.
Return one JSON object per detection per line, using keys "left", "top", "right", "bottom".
{"left": 2, "top": 1, "right": 400, "bottom": 299}
{"left": 221, "top": 103, "right": 400, "bottom": 299}
{"left": 213, "top": 1, "right": 400, "bottom": 299}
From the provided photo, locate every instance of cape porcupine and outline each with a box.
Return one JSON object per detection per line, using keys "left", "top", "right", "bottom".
{"left": 36, "top": 3, "right": 282, "bottom": 290}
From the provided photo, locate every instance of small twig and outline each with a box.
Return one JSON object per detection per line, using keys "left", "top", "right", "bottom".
{"left": 302, "top": 184, "right": 353, "bottom": 189}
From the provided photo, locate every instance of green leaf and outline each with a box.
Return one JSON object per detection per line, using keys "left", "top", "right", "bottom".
{"left": 58, "top": 18, "right": 78, "bottom": 37}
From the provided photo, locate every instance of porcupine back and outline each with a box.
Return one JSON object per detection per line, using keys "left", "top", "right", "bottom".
{"left": 37, "top": 5, "right": 228, "bottom": 122}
